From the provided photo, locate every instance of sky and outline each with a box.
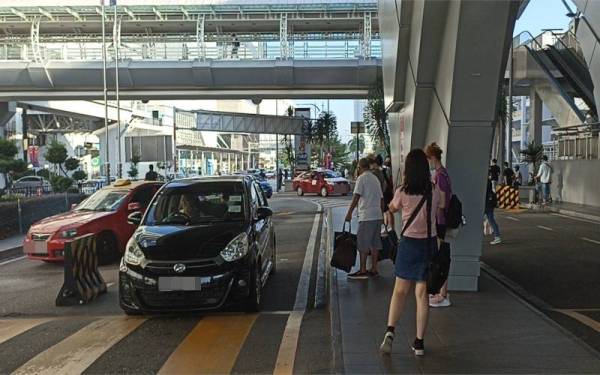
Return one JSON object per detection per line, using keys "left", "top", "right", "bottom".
{"left": 320, "top": 0, "right": 577, "bottom": 143}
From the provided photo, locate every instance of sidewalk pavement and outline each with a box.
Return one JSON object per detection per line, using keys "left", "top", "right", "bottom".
{"left": 548, "top": 201, "right": 600, "bottom": 222}
{"left": 0, "top": 234, "right": 24, "bottom": 253}
{"left": 327, "top": 206, "right": 600, "bottom": 374}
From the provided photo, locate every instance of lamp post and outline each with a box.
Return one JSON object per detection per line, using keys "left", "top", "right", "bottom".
{"left": 113, "top": 1, "right": 122, "bottom": 178}
{"left": 101, "top": 0, "right": 110, "bottom": 184}
{"left": 351, "top": 121, "right": 365, "bottom": 175}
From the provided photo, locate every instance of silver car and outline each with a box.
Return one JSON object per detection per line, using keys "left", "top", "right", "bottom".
{"left": 12, "top": 176, "right": 52, "bottom": 194}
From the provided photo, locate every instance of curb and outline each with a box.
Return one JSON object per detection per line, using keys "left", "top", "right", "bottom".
{"left": 325, "top": 207, "right": 344, "bottom": 375}
{"left": 481, "top": 262, "right": 600, "bottom": 359}
{"left": 549, "top": 207, "right": 600, "bottom": 222}
{"left": 0, "top": 246, "right": 23, "bottom": 262}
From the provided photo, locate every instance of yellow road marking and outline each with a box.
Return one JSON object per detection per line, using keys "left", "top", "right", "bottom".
{"left": 275, "top": 211, "right": 296, "bottom": 216}
{"left": 0, "top": 318, "right": 51, "bottom": 345}
{"left": 552, "top": 309, "right": 600, "bottom": 333}
{"left": 273, "top": 310, "right": 303, "bottom": 375}
{"left": 13, "top": 316, "right": 145, "bottom": 375}
{"left": 158, "top": 314, "right": 257, "bottom": 375}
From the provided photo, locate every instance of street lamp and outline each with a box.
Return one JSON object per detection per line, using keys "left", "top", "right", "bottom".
{"left": 101, "top": 0, "right": 110, "bottom": 184}
{"left": 351, "top": 121, "right": 365, "bottom": 172}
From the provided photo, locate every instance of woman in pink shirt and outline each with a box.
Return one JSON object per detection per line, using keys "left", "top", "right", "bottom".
{"left": 380, "top": 149, "right": 440, "bottom": 356}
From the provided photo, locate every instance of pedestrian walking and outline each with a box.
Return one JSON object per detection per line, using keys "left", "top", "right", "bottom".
{"left": 536, "top": 155, "right": 553, "bottom": 204}
{"left": 489, "top": 159, "right": 500, "bottom": 191}
{"left": 380, "top": 149, "right": 440, "bottom": 356}
{"left": 368, "top": 154, "right": 386, "bottom": 193}
{"left": 145, "top": 164, "right": 158, "bottom": 181}
{"left": 485, "top": 178, "right": 502, "bottom": 244}
{"left": 513, "top": 165, "right": 523, "bottom": 189}
{"left": 503, "top": 162, "right": 515, "bottom": 187}
{"left": 277, "top": 169, "right": 283, "bottom": 192}
{"left": 344, "top": 158, "right": 384, "bottom": 279}
{"left": 425, "top": 142, "right": 452, "bottom": 308}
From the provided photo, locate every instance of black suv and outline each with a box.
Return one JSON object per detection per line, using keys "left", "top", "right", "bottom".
{"left": 119, "top": 175, "right": 276, "bottom": 314}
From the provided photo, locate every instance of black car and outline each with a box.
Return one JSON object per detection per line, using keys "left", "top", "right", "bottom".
{"left": 119, "top": 175, "right": 276, "bottom": 314}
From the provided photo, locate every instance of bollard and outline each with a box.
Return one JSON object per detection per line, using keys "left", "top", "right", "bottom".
{"left": 496, "top": 184, "right": 520, "bottom": 209}
{"left": 17, "top": 196, "right": 23, "bottom": 234}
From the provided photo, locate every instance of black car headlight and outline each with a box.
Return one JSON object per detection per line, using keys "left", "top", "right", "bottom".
{"left": 220, "top": 233, "right": 249, "bottom": 262}
{"left": 124, "top": 238, "right": 146, "bottom": 266}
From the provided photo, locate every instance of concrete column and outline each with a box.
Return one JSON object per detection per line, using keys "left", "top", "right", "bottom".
{"left": 235, "top": 154, "right": 238, "bottom": 172}
{"left": 379, "top": 0, "right": 521, "bottom": 291}
{"left": 201, "top": 151, "right": 205, "bottom": 175}
{"left": 529, "top": 88, "right": 543, "bottom": 146}
{"left": 228, "top": 153, "right": 231, "bottom": 174}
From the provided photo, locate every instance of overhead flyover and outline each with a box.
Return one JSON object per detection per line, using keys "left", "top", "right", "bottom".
{"left": 0, "top": 1, "right": 382, "bottom": 100}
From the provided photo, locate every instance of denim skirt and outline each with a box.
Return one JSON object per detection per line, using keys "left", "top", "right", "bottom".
{"left": 394, "top": 236, "right": 437, "bottom": 281}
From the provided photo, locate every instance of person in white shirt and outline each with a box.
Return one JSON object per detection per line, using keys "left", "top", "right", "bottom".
{"left": 536, "top": 155, "right": 553, "bottom": 203}
{"left": 345, "top": 158, "right": 384, "bottom": 279}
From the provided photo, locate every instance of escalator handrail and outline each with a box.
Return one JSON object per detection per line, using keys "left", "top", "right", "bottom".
{"left": 515, "top": 31, "right": 587, "bottom": 122}
{"left": 549, "top": 31, "right": 587, "bottom": 68}
{"left": 546, "top": 44, "right": 595, "bottom": 102}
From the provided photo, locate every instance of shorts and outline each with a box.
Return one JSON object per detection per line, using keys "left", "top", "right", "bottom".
{"left": 395, "top": 236, "right": 437, "bottom": 281}
{"left": 357, "top": 219, "right": 383, "bottom": 254}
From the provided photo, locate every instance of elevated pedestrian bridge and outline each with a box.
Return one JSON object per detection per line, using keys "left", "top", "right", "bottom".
{"left": 0, "top": 2, "right": 382, "bottom": 100}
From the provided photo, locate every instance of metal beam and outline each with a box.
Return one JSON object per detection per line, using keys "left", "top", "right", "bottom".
{"left": 152, "top": 7, "right": 164, "bottom": 21}
{"left": 65, "top": 7, "right": 83, "bottom": 22}
{"left": 192, "top": 108, "right": 306, "bottom": 135}
{"left": 10, "top": 8, "right": 27, "bottom": 21}
{"left": 123, "top": 7, "right": 136, "bottom": 21}
{"left": 38, "top": 8, "right": 54, "bottom": 21}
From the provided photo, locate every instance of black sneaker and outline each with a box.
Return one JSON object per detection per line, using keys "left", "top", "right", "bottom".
{"left": 347, "top": 271, "right": 369, "bottom": 280}
{"left": 412, "top": 338, "right": 425, "bottom": 356}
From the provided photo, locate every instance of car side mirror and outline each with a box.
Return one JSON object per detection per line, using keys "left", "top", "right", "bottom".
{"left": 256, "top": 206, "right": 273, "bottom": 220}
{"left": 128, "top": 202, "right": 141, "bottom": 212}
{"left": 127, "top": 211, "right": 142, "bottom": 226}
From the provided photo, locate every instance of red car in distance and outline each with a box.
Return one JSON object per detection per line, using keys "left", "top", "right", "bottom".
{"left": 23, "top": 180, "right": 162, "bottom": 263}
{"left": 292, "top": 170, "right": 351, "bottom": 196}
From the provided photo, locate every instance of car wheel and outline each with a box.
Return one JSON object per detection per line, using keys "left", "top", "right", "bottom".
{"left": 297, "top": 187, "right": 304, "bottom": 196}
{"left": 97, "top": 232, "right": 119, "bottom": 265}
{"left": 320, "top": 187, "right": 328, "bottom": 197}
{"left": 244, "top": 263, "right": 262, "bottom": 312}
{"left": 122, "top": 306, "right": 143, "bottom": 316}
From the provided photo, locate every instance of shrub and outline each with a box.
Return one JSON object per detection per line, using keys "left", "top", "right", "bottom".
{"left": 71, "top": 170, "right": 87, "bottom": 181}
{"left": 50, "top": 175, "right": 73, "bottom": 193}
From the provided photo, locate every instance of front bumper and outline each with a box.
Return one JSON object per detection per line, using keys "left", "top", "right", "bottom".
{"left": 119, "top": 257, "right": 253, "bottom": 312}
{"left": 23, "top": 237, "right": 66, "bottom": 262}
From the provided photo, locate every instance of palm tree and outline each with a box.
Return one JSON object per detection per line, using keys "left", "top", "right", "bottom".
{"left": 363, "top": 79, "right": 390, "bottom": 157}
{"left": 313, "top": 111, "right": 338, "bottom": 163}
{"left": 520, "top": 142, "right": 544, "bottom": 178}
{"left": 347, "top": 135, "right": 365, "bottom": 156}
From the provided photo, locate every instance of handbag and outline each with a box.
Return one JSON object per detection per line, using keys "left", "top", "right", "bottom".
{"left": 331, "top": 222, "right": 357, "bottom": 273}
{"left": 379, "top": 225, "right": 399, "bottom": 262}
{"left": 483, "top": 217, "right": 492, "bottom": 235}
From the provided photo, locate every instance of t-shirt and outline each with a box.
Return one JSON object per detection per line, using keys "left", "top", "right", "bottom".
{"left": 353, "top": 171, "right": 383, "bottom": 222}
{"left": 537, "top": 162, "right": 553, "bottom": 183}
{"left": 432, "top": 167, "right": 451, "bottom": 226}
{"left": 504, "top": 168, "right": 515, "bottom": 186}
{"left": 390, "top": 187, "right": 440, "bottom": 239}
{"left": 489, "top": 165, "right": 500, "bottom": 181}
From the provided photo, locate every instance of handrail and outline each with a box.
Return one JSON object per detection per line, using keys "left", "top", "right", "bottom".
{"left": 549, "top": 30, "right": 587, "bottom": 67}
{"left": 513, "top": 30, "right": 586, "bottom": 122}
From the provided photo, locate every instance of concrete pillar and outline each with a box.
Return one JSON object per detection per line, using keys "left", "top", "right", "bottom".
{"left": 235, "top": 154, "right": 238, "bottom": 172}
{"left": 379, "top": 0, "right": 521, "bottom": 291}
{"left": 228, "top": 153, "right": 231, "bottom": 174}
{"left": 0, "top": 102, "right": 16, "bottom": 139}
{"left": 529, "top": 88, "right": 543, "bottom": 146}
{"left": 201, "top": 151, "right": 205, "bottom": 175}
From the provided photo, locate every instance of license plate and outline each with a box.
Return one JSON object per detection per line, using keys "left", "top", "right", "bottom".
{"left": 158, "top": 277, "right": 202, "bottom": 291}
{"left": 32, "top": 241, "right": 47, "bottom": 254}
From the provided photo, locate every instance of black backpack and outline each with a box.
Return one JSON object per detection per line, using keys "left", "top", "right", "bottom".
{"left": 446, "top": 194, "right": 463, "bottom": 229}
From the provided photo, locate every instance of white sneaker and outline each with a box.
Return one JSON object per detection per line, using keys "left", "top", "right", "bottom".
{"left": 380, "top": 331, "right": 394, "bottom": 354}
{"left": 490, "top": 237, "right": 502, "bottom": 245}
{"left": 429, "top": 295, "right": 451, "bottom": 308}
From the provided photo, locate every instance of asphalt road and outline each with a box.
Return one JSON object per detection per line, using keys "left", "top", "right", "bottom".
{"left": 0, "top": 196, "right": 332, "bottom": 374}
{"left": 482, "top": 209, "right": 600, "bottom": 353}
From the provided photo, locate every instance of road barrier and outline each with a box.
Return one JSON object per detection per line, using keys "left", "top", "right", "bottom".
{"left": 496, "top": 185, "right": 520, "bottom": 209}
{"left": 56, "top": 234, "right": 107, "bottom": 306}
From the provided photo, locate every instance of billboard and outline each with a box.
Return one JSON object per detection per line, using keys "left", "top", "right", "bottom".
{"left": 294, "top": 108, "right": 312, "bottom": 171}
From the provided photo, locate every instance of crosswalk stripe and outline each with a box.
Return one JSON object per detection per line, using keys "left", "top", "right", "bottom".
{"left": 13, "top": 316, "right": 145, "bottom": 375}
{"left": 158, "top": 314, "right": 257, "bottom": 375}
{"left": 0, "top": 319, "right": 51, "bottom": 346}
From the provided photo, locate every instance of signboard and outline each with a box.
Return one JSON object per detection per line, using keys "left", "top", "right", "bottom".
{"left": 27, "top": 146, "right": 39, "bottom": 168}
{"left": 294, "top": 108, "right": 312, "bottom": 171}
{"left": 91, "top": 157, "right": 101, "bottom": 167}
{"left": 351, "top": 121, "right": 365, "bottom": 134}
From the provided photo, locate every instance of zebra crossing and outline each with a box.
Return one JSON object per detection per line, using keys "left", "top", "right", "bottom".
{"left": 0, "top": 312, "right": 311, "bottom": 374}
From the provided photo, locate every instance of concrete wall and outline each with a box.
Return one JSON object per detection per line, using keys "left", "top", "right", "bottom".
{"left": 551, "top": 159, "right": 600, "bottom": 208}
{"left": 573, "top": 0, "right": 600, "bottom": 117}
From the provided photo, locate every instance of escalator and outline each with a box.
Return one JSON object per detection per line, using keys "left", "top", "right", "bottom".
{"left": 544, "top": 31, "right": 596, "bottom": 119}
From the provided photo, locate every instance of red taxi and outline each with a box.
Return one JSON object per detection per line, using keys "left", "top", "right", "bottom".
{"left": 292, "top": 170, "right": 351, "bottom": 196}
{"left": 23, "top": 180, "right": 162, "bottom": 263}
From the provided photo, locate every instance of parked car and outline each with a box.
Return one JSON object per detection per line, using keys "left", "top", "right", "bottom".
{"left": 23, "top": 179, "right": 163, "bottom": 263}
{"left": 249, "top": 176, "right": 273, "bottom": 198}
{"left": 119, "top": 175, "right": 276, "bottom": 314}
{"left": 80, "top": 179, "right": 108, "bottom": 195}
{"left": 292, "top": 170, "right": 351, "bottom": 196}
{"left": 11, "top": 176, "right": 52, "bottom": 194}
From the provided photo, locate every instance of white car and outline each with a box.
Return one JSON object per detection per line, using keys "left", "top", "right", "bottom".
{"left": 11, "top": 176, "right": 52, "bottom": 194}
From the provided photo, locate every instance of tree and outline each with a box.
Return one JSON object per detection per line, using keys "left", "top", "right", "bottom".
{"left": 72, "top": 170, "right": 87, "bottom": 181}
{"left": 64, "top": 157, "right": 80, "bottom": 173}
{"left": 50, "top": 175, "right": 73, "bottom": 193}
{"left": 0, "top": 139, "right": 26, "bottom": 188}
{"left": 280, "top": 136, "right": 295, "bottom": 170}
{"left": 520, "top": 142, "right": 544, "bottom": 181}
{"left": 347, "top": 135, "right": 365, "bottom": 156}
{"left": 363, "top": 79, "right": 390, "bottom": 157}
{"left": 313, "top": 111, "right": 338, "bottom": 164}
{"left": 128, "top": 154, "right": 140, "bottom": 179}
{"left": 45, "top": 140, "right": 68, "bottom": 175}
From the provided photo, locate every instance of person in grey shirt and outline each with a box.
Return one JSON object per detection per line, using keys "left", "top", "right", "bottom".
{"left": 345, "top": 158, "right": 384, "bottom": 279}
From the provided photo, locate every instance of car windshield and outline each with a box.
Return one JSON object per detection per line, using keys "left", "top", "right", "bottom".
{"left": 145, "top": 182, "right": 246, "bottom": 226}
{"left": 75, "top": 189, "right": 128, "bottom": 212}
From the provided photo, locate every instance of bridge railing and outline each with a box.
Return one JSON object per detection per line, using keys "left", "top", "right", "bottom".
{"left": 0, "top": 40, "right": 381, "bottom": 62}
